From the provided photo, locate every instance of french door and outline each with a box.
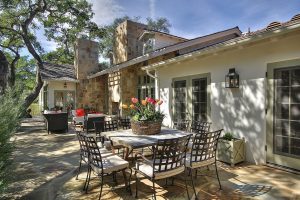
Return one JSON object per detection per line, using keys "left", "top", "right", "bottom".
{"left": 54, "top": 90, "right": 75, "bottom": 112}
{"left": 267, "top": 59, "right": 300, "bottom": 170}
{"left": 173, "top": 74, "right": 210, "bottom": 123}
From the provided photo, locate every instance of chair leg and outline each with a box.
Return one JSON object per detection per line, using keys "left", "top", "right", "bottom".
{"left": 113, "top": 172, "right": 118, "bottom": 185}
{"left": 171, "top": 177, "right": 174, "bottom": 186}
{"left": 190, "top": 168, "right": 198, "bottom": 200}
{"left": 76, "top": 158, "right": 82, "bottom": 180}
{"left": 184, "top": 169, "right": 190, "bottom": 200}
{"left": 215, "top": 162, "right": 222, "bottom": 190}
{"left": 152, "top": 179, "right": 156, "bottom": 200}
{"left": 85, "top": 166, "right": 92, "bottom": 193}
{"left": 98, "top": 175, "right": 104, "bottom": 200}
{"left": 122, "top": 169, "right": 129, "bottom": 191}
{"left": 135, "top": 170, "right": 138, "bottom": 198}
{"left": 128, "top": 168, "right": 133, "bottom": 195}
{"left": 83, "top": 164, "right": 89, "bottom": 191}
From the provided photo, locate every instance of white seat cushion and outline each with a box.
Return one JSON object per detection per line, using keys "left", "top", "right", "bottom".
{"left": 73, "top": 116, "right": 84, "bottom": 123}
{"left": 91, "top": 155, "right": 129, "bottom": 174}
{"left": 185, "top": 153, "right": 215, "bottom": 168}
{"left": 136, "top": 160, "right": 185, "bottom": 180}
{"left": 99, "top": 148, "right": 114, "bottom": 158}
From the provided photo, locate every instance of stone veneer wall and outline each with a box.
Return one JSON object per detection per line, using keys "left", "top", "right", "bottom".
{"left": 76, "top": 75, "right": 108, "bottom": 112}
{"left": 74, "top": 38, "right": 108, "bottom": 112}
{"left": 113, "top": 20, "right": 146, "bottom": 64}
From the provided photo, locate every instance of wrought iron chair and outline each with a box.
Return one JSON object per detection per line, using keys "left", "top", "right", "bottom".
{"left": 173, "top": 119, "right": 190, "bottom": 132}
{"left": 104, "top": 120, "right": 118, "bottom": 131}
{"left": 184, "top": 129, "right": 223, "bottom": 200}
{"left": 190, "top": 121, "right": 211, "bottom": 133}
{"left": 103, "top": 120, "right": 125, "bottom": 156}
{"left": 75, "top": 131, "right": 113, "bottom": 192}
{"left": 83, "top": 135, "right": 132, "bottom": 199}
{"left": 120, "top": 118, "right": 131, "bottom": 129}
{"left": 134, "top": 135, "right": 191, "bottom": 199}
{"left": 94, "top": 121, "right": 105, "bottom": 144}
{"left": 84, "top": 114, "right": 105, "bottom": 133}
{"left": 188, "top": 121, "right": 212, "bottom": 150}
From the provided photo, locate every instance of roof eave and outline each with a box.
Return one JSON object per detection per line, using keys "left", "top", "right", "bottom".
{"left": 42, "top": 78, "right": 79, "bottom": 83}
{"left": 142, "top": 23, "right": 300, "bottom": 71}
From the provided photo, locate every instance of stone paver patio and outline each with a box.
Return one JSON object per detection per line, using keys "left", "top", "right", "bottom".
{"left": 1, "top": 118, "right": 299, "bottom": 200}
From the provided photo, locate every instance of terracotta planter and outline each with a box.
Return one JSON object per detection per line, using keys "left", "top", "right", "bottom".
{"left": 131, "top": 120, "right": 162, "bottom": 135}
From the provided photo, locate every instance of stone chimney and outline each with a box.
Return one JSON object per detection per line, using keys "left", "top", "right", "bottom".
{"left": 74, "top": 38, "right": 99, "bottom": 79}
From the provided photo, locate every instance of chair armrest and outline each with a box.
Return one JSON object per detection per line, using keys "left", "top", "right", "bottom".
{"left": 135, "top": 152, "right": 153, "bottom": 166}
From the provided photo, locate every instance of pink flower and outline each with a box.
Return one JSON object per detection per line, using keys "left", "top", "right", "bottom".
{"left": 146, "top": 97, "right": 156, "bottom": 104}
{"left": 131, "top": 97, "right": 138, "bottom": 104}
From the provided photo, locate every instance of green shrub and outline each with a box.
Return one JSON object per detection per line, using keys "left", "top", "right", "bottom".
{"left": 0, "top": 86, "right": 24, "bottom": 193}
{"left": 222, "top": 132, "right": 234, "bottom": 141}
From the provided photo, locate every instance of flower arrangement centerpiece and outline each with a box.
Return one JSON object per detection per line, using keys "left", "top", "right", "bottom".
{"left": 122, "top": 97, "right": 164, "bottom": 135}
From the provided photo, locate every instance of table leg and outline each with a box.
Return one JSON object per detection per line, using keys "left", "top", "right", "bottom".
{"left": 124, "top": 147, "right": 130, "bottom": 160}
{"left": 110, "top": 141, "right": 116, "bottom": 154}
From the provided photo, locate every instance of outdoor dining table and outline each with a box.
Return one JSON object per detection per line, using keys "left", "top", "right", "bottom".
{"left": 101, "top": 127, "right": 192, "bottom": 160}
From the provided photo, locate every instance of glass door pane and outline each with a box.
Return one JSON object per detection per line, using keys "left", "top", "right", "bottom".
{"left": 274, "top": 68, "right": 300, "bottom": 157}
{"left": 192, "top": 78, "right": 207, "bottom": 121}
{"left": 54, "top": 91, "right": 64, "bottom": 109}
{"left": 174, "top": 80, "right": 187, "bottom": 121}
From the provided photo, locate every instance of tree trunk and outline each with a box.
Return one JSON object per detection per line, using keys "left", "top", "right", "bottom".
{"left": 0, "top": 50, "right": 9, "bottom": 95}
{"left": 23, "top": 62, "right": 43, "bottom": 109}
{"left": 8, "top": 54, "right": 19, "bottom": 87}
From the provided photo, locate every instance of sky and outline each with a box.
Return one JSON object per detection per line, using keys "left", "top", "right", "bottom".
{"left": 34, "top": 0, "right": 300, "bottom": 53}
{"left": 89, "top": 0, "right": 300, "bottom": 38}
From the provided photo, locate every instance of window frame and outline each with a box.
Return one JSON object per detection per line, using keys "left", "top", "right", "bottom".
{"left": 172, "top": 73, "right": 211, "bottom": 123}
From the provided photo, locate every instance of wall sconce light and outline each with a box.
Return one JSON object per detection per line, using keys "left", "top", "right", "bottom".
{"left": 63, "top": 82, "right": 67, "bottom": 88}
{"left": 225, "top": 68, "right": 239, "bottom": 88}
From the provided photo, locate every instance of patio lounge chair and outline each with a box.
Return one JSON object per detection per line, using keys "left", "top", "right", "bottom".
{"left": 43, "top": 112, "right": 68, "bottom": 134}
{"left": 83, "top": 135, "right": 132, "bottom": 199}
{"left": 184, "top": 129, "right": 223, "bottom": 200}
{"left": 84, "top": 114, "right": 105, "bottom": 133}
{"left": 134, "top": 135, "right": 191, "bottom": 200}
{"left": 71, "top": 110, "right": 85, "bottom": 125}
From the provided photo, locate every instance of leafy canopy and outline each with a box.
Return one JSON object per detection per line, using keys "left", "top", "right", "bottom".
{"left": 0, "top": 0, "right": 105, "bottom": 107}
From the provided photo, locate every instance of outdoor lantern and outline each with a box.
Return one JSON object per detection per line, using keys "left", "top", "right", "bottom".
{"left": 63, "top": 82, "right": 67, "bottom": 88}
{"left": 225, "top": 68, "right": 239, "bottom": 88}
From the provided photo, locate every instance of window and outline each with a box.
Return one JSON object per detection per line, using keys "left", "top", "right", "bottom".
{"left": 173, "top": 74, "right": 210, "bottom": 122}
{"left": 137, "top": 74, "right": 155, "bottom": 100}
{"left": 143, "top": 38, "right": 155, "bottom": 55}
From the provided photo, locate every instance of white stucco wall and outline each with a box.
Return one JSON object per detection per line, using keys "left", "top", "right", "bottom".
{"left": 44, "top": 81, "right": 76, "bottom": 109}
{"left": 157, "top": 32, "right": 300, "bottom": 164}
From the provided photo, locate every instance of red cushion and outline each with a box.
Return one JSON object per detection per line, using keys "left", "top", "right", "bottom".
{"left": 76, "top": 109, "right": 85, "bottom": 117}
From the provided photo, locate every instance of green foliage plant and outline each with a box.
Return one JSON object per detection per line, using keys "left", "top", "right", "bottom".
{"left": 222, "top": 132, "right": 234, "bottom": 141}
{"left": 0, "top": 86, "right": 23, "bottom": 193}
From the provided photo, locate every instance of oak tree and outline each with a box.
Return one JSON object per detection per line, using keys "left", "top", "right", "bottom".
{"left": 0, "top": 0, "right": 104, "bottom": 107}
